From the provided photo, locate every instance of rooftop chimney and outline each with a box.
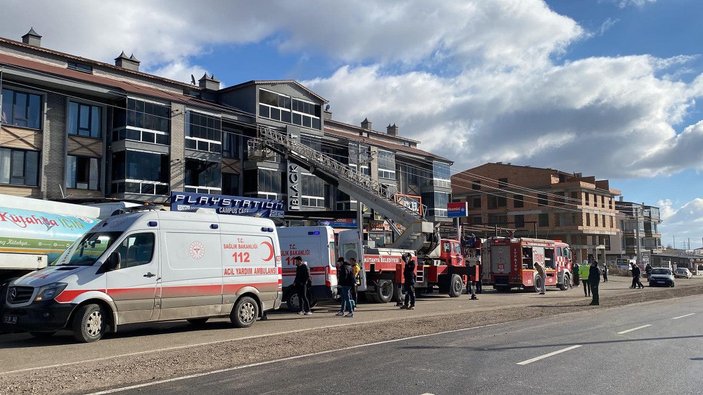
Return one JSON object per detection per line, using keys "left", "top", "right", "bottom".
{"left": 387, "top": 123, "right": 398, "bottom": 136}
{"left": 22, "top": 27, "right": 42, "bottom": 47}
{"left": 361, "top": 118, "right": 372, "bottom": 130}
{"left": 114, "top": 52, "right": 141, "bottom": 71}
{"left": 198, "top": 73, "right": 221, "bottom": 91}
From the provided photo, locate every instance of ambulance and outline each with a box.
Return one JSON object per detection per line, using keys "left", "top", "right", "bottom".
{"left": 277, "top": 226, "right": 337, "bottom": 311}
{"left": 2, "top": 209, "right": 282, "bottom": 342}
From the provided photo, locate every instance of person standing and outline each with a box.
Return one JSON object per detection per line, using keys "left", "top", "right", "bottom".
{"left": 534, "top": 260, "right": 546, "bottom": 295}
{"left": 645, "top": 263, "right": 653, "bottom": 281}
{"left": 632, "top": 264, "right": 644, "bottom": 289}
{"left": 602, "top": 263, "right": 608, "bottom": 283}
{"left": 579, "top": 260, "right": 591, "bottom": 297}
{"left": 336, "top": 257, "right": 355, "bottom": 317}
{"left": 572, "top": 262, "right": 580, "bottom": 287}
{"left": 293, "top": 256, "right": 312, "bottom": 315}
{"left": 466, "top": 260, "right": 479, "bottom": 300}
{"left": 400, "top": 253, "right": 416, "bottom": 309}
{"left": 350, "top": 257, "right": 360, "bottom": 309}
{"left": 589, "top": 260, "right": 601, "bottom": 305}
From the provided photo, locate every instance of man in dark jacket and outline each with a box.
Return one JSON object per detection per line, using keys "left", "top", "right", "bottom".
{"left": 631, "top": 263, "right": 644, "bottom": 289}
{"left": 401, "top": 253, "right": 416, "bottom": 309}
{"left": 336, "top": 258, "right": 355, "bottom": 317}
{"left": 589, "top": 260, "right": 601, "bottom": 306}
{"left": 293, "top": 256, "right": 312, "bottom": 315}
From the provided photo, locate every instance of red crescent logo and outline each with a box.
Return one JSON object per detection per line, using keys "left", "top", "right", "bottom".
{"left": 261, "top": 241, "right": 274, "bottom": 262}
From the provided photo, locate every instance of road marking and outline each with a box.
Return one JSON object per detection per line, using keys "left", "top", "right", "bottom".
{"left": 88, "top": 322, "right": 498, "bottom": 394}
{"left": 672, "top": 313, "right": 695, "bottom": 320}
{"left": 516, "top": 345, "right": 581, "bottom": 366}
{"left": 617, "top": 324, "right": 652, "bottom": 335}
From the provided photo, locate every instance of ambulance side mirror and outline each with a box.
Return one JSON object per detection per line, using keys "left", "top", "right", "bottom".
{"left": 99, "top": 251, "right": 122, "bottom": 273}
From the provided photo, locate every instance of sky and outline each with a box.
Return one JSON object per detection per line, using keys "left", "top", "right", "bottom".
{"left": 1, "top": 0, "right": 701, "bottom": 249}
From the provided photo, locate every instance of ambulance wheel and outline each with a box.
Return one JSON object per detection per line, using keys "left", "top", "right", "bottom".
{"left": 286, "top": 293, "right": 301, "bottom": 312}
{"left": 187, "top": 318, "right": 209, "bottom": 327}
{"left": 374, "top": 280, "right": 394, "bottom": 303}
{"left": 448, "top": 274, "right": 463, "bottom": 297}
{"left": 72, "top": 303, "right": 106, "bottom": 343}
{"left": 231, "top": 296, "right": 258, "bottom": 328}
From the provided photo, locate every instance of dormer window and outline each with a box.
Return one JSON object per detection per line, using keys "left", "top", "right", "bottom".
{"left": 67, "top": 61, "right": 93, "bottom": 74}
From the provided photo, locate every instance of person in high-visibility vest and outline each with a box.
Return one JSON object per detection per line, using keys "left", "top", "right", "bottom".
{"left": 579, "top": 261, "right": 591, "bottom": 297}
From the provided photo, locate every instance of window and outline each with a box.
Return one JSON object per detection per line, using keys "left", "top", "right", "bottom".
{"left": 514, "top": 194, "right": 524, "bottom": 208}
{"left": 222, "top": 131, "right": 240, "bottom": 158}
{"left": 538, "top": 213, "right": 549, "bottom": 227}
{"left": 377, "top": 150, "right": 396, "bottom": 180}
{"left": 291, "top": 98, "right": 321, "bottom": 129}
{"left": 185, "top": 159, "right": 221, "bottom": 188}
{"left": 116, "top": 233, "right": 155, "bottom": 269}
{"left": 259, "top": 89, "right": 292, "bottom": 124}
{"left": 514, "top": 214, "right": 525, "bottom": 228}
{"left": 111, "top": 150, "right": 170, "bottom": 195}
{"left": 1, "top": 88, "right": 42, "bottom": 129}
{"left": 538, "top": 194, "right": 548, "bottom": 206}
{"left": 186, "top": 111, "right": 222, "bottom": 153}
{"left": 422, "top": 191, "right": 449, "bottom": 217}
{"left": 67, "top": 61, "right": 93, "bottom": 73}
{"left": 432, "top": 162, "right": 451, "bottom": 188}
{"left": 222, "top": 173, "right": 240, "bottom": 195}
{"left": 113, "top": 99, "right": 170, "bottom": 144}
{"left": 472, "top": 197, "right": 481, "bottom": 208}
{"left": 472, "top": 180, "right": 481, "bottom": 190}
{"left": 301, "top": 174, "right": 325, "bottom": 208}
{"left": 66, "top": 155, "right": 99, "bottom": 190}
{"left": 68, "top": 102, "right": 102, "bottom": 138}
{"left": 498, "top": 178, "right": 508, "bottom": 188}
{"left": 259, "top": 169, "right": 282, "bottom": 193}
{"left": 0, "top": 148, "right": 39, "bottom": 186}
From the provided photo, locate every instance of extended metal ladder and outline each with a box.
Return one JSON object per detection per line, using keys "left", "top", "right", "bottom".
{"left": 249, "top": 125, "right": 436, "bottom": 251}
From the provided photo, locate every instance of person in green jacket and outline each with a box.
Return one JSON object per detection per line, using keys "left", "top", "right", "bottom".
{"left": 579, "top": 260, "right": 591, "bottom": 297}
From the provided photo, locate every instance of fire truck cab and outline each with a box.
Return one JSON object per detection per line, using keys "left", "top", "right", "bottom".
{"left": 483, "top": 237, "right": 572, "bottom": 292}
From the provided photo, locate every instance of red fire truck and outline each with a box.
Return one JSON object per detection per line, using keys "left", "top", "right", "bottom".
{"left": 482, "top": 237, "right": 573, "bottom": 292}
{"left": 337, "top": 230, "right": 466, "bottom": 303}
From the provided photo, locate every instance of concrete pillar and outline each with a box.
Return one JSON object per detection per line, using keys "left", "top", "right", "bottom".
{"left": 41, "top": 93, "right": 67, "bottom": 200}
{"left": 169, "top": 103, "right": 185, "bottom": 192}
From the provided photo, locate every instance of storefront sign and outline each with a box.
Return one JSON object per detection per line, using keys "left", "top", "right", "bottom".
{"left": 171, "top": 192, "right": 284, "bottom": 218}
{"left": 447, "top": 202, "right": 468, "bottom": 218}
{"left": 287, "top": 162, "right": 301, "bottom": 211}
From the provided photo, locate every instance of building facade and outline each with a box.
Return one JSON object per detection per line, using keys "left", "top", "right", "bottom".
{"left": 451, "top": 162, "right": 622, "bottom": 264}
{"left": 616, "top": 201, "right": 663, "bottom": 263}
{"left": 0, "top": 29, "right": 451, "bottom": 242}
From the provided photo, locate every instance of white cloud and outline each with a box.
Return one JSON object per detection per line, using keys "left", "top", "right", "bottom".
{"left": 658, "top": 198, "right": 703, "bottom": 249}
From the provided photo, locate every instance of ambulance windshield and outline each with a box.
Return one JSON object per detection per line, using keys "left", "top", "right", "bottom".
{"left": 51, "top": 232, "right": 122, "bottom": 266}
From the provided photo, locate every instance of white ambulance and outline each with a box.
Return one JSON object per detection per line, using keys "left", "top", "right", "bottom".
{"left": 1, "top": 210, "right": 282, "bottom": 342}
{"left": 277, "top": 226, "right": 337, "bottom": 311}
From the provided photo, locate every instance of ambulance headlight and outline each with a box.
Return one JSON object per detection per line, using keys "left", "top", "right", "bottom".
{"left": 34, "top": 283, "right": 68, "bottom": 302}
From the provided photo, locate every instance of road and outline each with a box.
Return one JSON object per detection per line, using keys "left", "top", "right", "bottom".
{"left": 1, "top": 275, "right": 702, "bottom": 393}
{"left": 111, "top": 294, "right": 703, "bottom": 395}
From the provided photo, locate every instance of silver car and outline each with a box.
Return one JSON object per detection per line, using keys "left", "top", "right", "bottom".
{"left": 649, "top": 268, "right": 675, "bottom": 287}
{"left": 674, "top": 268, "right": 692, "bottom": 279}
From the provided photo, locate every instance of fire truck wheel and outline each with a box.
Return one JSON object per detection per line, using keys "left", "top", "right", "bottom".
{"left": 559, "top": 274, "right": 571, "bottom": 291}
{"left": 231, "top": 296, "right": 259, "bottom": 328}
{"left": 448, "top": 274, "right": 463, "bottom": 297}
{"left": 374, "top": 280, "right": 394, "bottom": 303}
{"left": 72, "top": 303, "right": 107, "bottom": 343}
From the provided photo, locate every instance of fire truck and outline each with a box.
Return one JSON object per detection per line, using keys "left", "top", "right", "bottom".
{"left": 482, "top": 237, "right": 573, "bottom": 292}
{"left": 337, "top": 230, "right": 466, "bottom": 303}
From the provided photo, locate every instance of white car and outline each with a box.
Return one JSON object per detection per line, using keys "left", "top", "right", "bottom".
{"left": 674, "top": 268, "right": 692, "bottom": 279}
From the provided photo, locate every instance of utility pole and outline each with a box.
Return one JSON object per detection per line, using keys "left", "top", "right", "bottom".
{"left": 635, "top": 205, "right": 642, "bottom": 265}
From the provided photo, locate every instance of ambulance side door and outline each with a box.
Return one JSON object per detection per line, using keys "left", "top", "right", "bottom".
{"left": 105, "top": 231, "right": 159, "bottom": 324}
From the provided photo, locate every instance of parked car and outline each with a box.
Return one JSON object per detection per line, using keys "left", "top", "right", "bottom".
{"left": 674, "top": 267, "right": 692, "bottom": 279}
{"left": 649, "top": 268, "right": 675, "bottom": 287}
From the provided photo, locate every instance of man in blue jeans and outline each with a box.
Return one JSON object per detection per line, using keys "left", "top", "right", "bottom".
{"left": 336, "top": 257, "right": 355, "bottom": 317}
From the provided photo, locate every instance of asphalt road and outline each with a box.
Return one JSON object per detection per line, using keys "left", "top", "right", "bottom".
{"left": 110, "top": 294, "right": 703, "bottom": 395}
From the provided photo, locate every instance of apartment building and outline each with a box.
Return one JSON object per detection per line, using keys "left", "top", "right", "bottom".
{"left": 616, "top": 201, "right": 663, "bottom": 260}
{"left": 451, "top": 162, "right": 622, "bottom": 263}
{"left": 0, "top": 29, "right": 451, "bottom": 240}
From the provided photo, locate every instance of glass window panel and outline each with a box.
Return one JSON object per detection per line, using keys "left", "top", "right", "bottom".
{"left": 66, "top": 155, "right": 77, "bottom": 188}
{"left": 68, "top": 102, "right": 78, "bottom": 135}
{"left": 281, "top": 110, "right": 291, "bottom": 123}
{"left": 91, "top": 106, "right": 101, "bottom": 138}
{"left": 292, "top": 113, "right": 301, "bottom": 125}
{"left": 27, "top": 94, "right": 41, "bottom": 128}
{"left": 259, "top": 104, "right": 269, "bottom": 118}
{"left": 79, "top": 104, "right": 90, "bottom": 134}
{"left": 142, "top": 132, "right": 155, "bottom": 143}
{"left": 271, "top": 108, "right": 280, "bottom": 121}
{"left": 14, "top": 92, "right": 27, "bottom": 127}
{"left": 0, "top": 149, "right": 10, "bottom": 183}
{"left": 1, "top": 89, "right": 11, "bottom": 124}
{"left": 11, "top": 150, "right": 24, "bottom": 178}
{"left": 89, "top": 157, "right": 99, "bottom": 190}
{"left": 141, "top": 183, "right": 154, "bottom": 194}
{"left": 125, "top": 182, "right": 140, "bottom": 193}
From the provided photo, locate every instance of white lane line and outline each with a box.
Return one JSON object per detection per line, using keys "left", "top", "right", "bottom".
{"left": 516, "top": 345, "right": 581, "bottom": 366}
{"left": 88, "top": 323, "right": 498, "bottom": 394}
{"left": 672, "top": 313, "right": 695, "bottom": 320}
{"left": 617, "top": 324, "right": 652, "bottom": 335}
